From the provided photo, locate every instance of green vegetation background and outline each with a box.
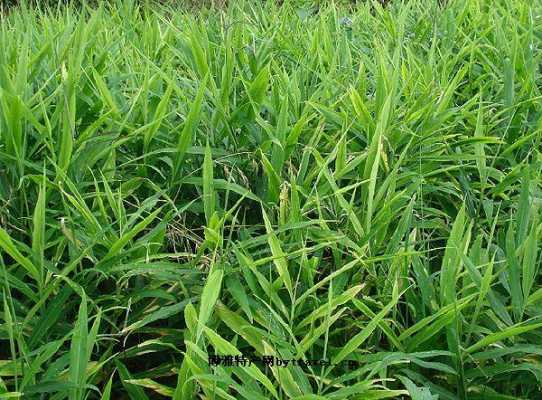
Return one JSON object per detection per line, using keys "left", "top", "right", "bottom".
{"left": 0, "top": 0, "right": 541, "bottom": 399}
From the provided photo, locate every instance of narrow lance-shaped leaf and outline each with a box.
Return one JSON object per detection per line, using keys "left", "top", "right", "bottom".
{"left": 196, "top": 268, "right": 223, "bottom": 342}
{"left": 173, "top": 75, "right": 208, "bottom": 179}
{"left": 203, "top": 140, "right": 215, "bottom": 224}
{"left": 31, "top": 176, "right": 46, "bottom": 286}
{"left": 262, "top": 208, "right": 294, "bottom": 299}
{"left": 522, "top": 216, "right": 539, "bottom": 304}
{"left": 69, "top": 292, "right": 88, "bottom": 400}
{"left": 332, "top": 289, "right": 401, "bottom": 364}
{"left": 0, "top": 228, "right": 40, "bottom": 284}
{"left": 144, "top": 81, "right": 173, "bottom": 151}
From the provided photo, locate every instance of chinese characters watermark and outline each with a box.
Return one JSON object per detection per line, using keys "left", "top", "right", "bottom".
{"left": 208, "top": 354, "right": 360, "bottom": 369}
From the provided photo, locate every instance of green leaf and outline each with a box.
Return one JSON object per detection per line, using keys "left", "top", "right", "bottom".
{"left": 69, "top": 293, "right": 88, "bottom": 400}
{"left": 197, "top": 268, "right": 224, "bottom": 342}
{"left": 467, "top": 322, "right": 542, "bottom": 354}
{"left": 262, "top": 208, "right": 293, "bottom": 299}
{"left": 174, "top": 75, "right": 208, "bottom": 177}
{"left": 0, "top": 228, "right": 40, "bottom": 284}
{"left": 203, "top": 140, "right": 215, "bottom": 224}
{"left": 332, "top": 291, "right": 400, "bottom": 364}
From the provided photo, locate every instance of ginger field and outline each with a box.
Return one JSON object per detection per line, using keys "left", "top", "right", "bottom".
{"left": 1, "top": 0, "right": 542, "bottom": 399}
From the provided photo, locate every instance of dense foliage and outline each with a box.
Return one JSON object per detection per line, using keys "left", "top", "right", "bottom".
{"left": 1, "top": 0, "right": 541, "bottom": 398}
